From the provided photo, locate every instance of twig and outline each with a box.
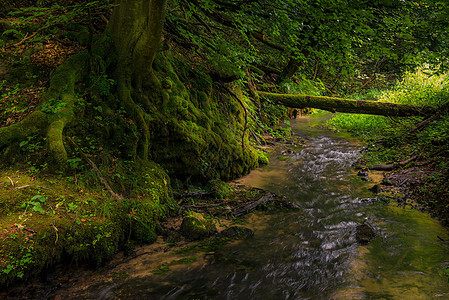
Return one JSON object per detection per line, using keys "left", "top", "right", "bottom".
{"left": 51, "top": 223, "right": 58, "bottom": 244}
{"left": 100, "top": 14, "right": 109, "bottom": 24}
{"left": 22, "top": 227, "right": 36, "bottom": 234}
{"left": 7, "top": 176, "right": 15, "bottom": 188}
{"left": 65, "top": 137, "right": 122, "bottom": 201}
{"left": 233, "top": 193, "right": 275, "bottom": 217}
{"left": 5, "top": 23, "right": 56, "bottom": 49}
{"left": 14, "top": 185, "right": 51, "bottom": 190}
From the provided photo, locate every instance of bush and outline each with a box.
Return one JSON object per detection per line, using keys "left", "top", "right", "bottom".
{"left": 328, "top": 65, "right": 449, "bottom": 140}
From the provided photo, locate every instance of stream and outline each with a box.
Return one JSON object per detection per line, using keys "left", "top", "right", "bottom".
{"left": 30, "top": 114, "right": 449, "bottom": 299}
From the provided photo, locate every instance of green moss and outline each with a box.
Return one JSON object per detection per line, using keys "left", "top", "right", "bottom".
{"left": 180, "top": 211, "right": 217, "bottom": 240}
{"left": 0, "top": 163, "right": 177, "bottom": 287}
{"left": 257, "top": 150, "right": 270, "bottom": 165}
{"left": 147, "top": 54, "right": 260, "bottom": 183}
{"left": 206, "top": 179, "right": 234, "bottom": 199}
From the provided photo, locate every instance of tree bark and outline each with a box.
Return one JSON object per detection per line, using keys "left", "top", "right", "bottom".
{"left": 109, "top": 0, "right": 167, "bottom": 90}
{"left": 108, "top": 0, "right": 168, "bottom": 160}
{"left": 257, "top": 92, "right": 436, "bottom": 117}
{"left": 277, "top": 58, "right": 299, "bottom": 83}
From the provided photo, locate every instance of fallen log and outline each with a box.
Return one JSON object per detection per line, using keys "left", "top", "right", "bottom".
{"left": 368, "top": 155, "right": 419, "bottom": 171}
{"left": 258, "top": 92, "right": 436, "bottom": 117}
{"left": 233, "top": 193, "right": 276, "bottom": 217}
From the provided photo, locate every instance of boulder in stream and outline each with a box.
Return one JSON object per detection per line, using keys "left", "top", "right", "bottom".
{"left": 356, "top": 223, "right": 376, "bottom": 245}
{"left": 369, "top": 184, "right": 382, "bottom": 194}
{"left": 181, "top": 212, "right": 217, "bottom": 240}
{"left": 219, "top": 226, "right": 254, "bottom": 239}
{"left": 382, "top": 176, "right": 393, "bottom": 186}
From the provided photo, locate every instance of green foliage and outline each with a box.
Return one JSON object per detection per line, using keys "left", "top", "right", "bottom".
{"left": 257, "top": 150, "right": 269, "bottom": 165}
{"left": 279, "top": 77, "right": 325, "bottom": 96}
{"left": 328, "top": 64, "right": 449, "bottom": 170}
{"left": 41, "top": 99, "right": 66, "bottom": 114}
{"left": 67, "top": 158, "right": 82, "bottom": 169}
{"left": 378, "top": 65, "right": 449, "bottom": 107}
{"left": 21, "top": 195, "right": 47, "bottom": 214}
{"left": 6, "top": 1, "right": 115, "bottom": 45}
{"left": 91, "top": 75, "right": 116, "bottom": 97}
{"left": 328, "top": 64, "right": 449, "bottom": 141}
{"left": 19, "top": 135, "right": 43, "bottom": 154}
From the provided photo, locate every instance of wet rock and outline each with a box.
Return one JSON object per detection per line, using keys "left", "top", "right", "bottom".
{"left": 219, "top": 226, "right": 254, "bottom": 239}
{"left": 164, "top": 231, "right": 182, "bottom": 243}
{"left": 273, "top": 198, "right": 302, "bottom": 209}
{"left": 281, "top": 149, "right": 295, "bottom": 155}
{"left": 181, "top": 212, "right": 217, "bottom": 240}
{"left": 356, "top": 223, "right": 376, "bottom": 245}
{"left": 279, "top": 201, "right": 303, "bottom": 209}
{"left": 382, "top": 176, "right": 393, "bottom": 186}
{"left": 369, "top": 184, "right": 382, "bottom": 194}
{"left": 357, "top": 171, "right": 371, "bottom": 181}
{"left": 358, "top": 197, "right": 378, "bottom": 204}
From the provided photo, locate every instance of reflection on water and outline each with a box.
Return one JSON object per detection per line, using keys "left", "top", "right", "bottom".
{"left": 87, "top": 114, "right": 449, "bottom": 299}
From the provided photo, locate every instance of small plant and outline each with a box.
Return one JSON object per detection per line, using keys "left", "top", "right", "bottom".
{"left": 41, "top": 100, "right": 67, "bottom": 114}
{"left": 94, "top": 75, "right": 116, "bottom": 96}
{"left": 67, "top": 158, "right": 82, "bottom": 169}
{"left": 19, "top": 135, "right": 43, "bottom": 154}
{"left": 21, "top": 195, "right": 46, "bottom": 214}
{"left": 67, "top": 202, "right": 78, "bottom": 212}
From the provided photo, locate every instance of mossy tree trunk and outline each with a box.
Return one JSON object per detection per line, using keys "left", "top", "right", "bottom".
{"left": 108, "top": 0, "right": 168, "bottom": 160}
{"left": 0, "top": 0, "right": 169, "bottom": 168}
{"left": 258, "top": 92, "right": 437, "bottom": 117}
{"left": 110, "top": 0, "right": 166, "bottom": 91}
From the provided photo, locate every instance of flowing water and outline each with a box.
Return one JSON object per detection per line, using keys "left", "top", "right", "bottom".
{"left": 56, "top": 114, "right": 449, "bottom": 299}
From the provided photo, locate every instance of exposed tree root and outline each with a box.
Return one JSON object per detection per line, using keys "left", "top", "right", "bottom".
{"left": 0, "top": 51, "right": 89, "bottom": 168}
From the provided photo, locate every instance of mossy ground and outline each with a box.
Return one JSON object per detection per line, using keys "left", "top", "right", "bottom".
{"left": 0, "top": 165, "right": 177, "bottom": 287}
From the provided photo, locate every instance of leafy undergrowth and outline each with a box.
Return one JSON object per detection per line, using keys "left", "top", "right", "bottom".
{"left": 0, "top": 168, "right": 177, "bottom": 287}
{"left": 327, "top": 65, "right": 449, "bottom": 222}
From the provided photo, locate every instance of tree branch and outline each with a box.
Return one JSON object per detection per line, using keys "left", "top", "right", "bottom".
{"left": 66, "top": 137, "right": 122, "bottom": 201}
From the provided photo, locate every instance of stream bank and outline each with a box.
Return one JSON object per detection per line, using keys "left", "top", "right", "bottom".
{"left": 3, "top": 113, "right": 449, "bottom": 299}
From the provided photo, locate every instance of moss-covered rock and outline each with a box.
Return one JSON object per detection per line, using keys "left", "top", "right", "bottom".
{"left": 206, "top": 179, "right": 234, "bottom": 199}
{"left": 181, "top": 212, "right": 217, "bottom": 240}
{"left": 257, "top": 150, "right": 270, "bottom": 165}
